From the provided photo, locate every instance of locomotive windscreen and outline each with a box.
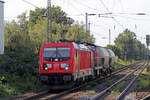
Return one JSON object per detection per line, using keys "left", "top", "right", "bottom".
{"left": 57, "top": 47, "right": 70, "bottom": 57}
{"left": 43, "top": 47, "right": 70, "bottom": 61}
{"left": 44, "top": 48, "right": 57, "bottom": 58}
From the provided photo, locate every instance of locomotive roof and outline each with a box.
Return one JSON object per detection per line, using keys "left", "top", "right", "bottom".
{"left": 42, "top": 42, "right": 109, "bottom": 51}
{"left": 41, "top": 42, "right": 90, "bottom": 51}
{"left": 73, "top": 42, "right": 91, "bottom": 51}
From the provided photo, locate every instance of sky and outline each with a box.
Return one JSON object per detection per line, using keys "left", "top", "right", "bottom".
{"left": 3, "top": 0, "right": 150, "bottom": 47}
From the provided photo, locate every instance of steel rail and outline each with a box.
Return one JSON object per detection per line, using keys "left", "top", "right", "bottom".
{"left": 45, "top": 62, "right": 140, "bottom": 100}
{"left": 91, "top": 62, "right": 146, "bottom": 100}
{"left": 20, "top": 62, "right": 139, "bottom": 100}
{"left": 141, "top": 95, "right": 150, "bottom": 100}
{"left": 19, "top": 90, "right": 50, "bottom": 100}
{"left": 116, "top": 62, "right": 149, "bottom": 100}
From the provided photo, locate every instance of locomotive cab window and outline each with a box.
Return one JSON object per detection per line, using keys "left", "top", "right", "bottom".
{"left": 43, "top": 47, "right": 70, "bottom": 61}
{"left": 57, "top": 48, "right": 70, "bottom": 58}
{"left": 44, "top": 48, "right": 56, "bottom": 58}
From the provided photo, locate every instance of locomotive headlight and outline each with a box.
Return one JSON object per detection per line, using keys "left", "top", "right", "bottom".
{"left": 65, "top": 64, "right": 70, "bottom": 70}
{"left": 43, "top": 64, "right": 48, "bottom": 70}
{"left": 45, "top": 67, "right": 48, "bottom": 70}
{"left": 61, "top": 64, "right": 70, "bottom": 70}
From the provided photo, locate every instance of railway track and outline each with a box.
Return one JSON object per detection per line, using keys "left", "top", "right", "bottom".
{"left": 141, "top": 95, "right": 150, "bottom": 100}
{"left": 89, "top": 61, "right": 148, "bottom": 100}
{"left": 14, "top": 62, "right": 141, "bottom": 100}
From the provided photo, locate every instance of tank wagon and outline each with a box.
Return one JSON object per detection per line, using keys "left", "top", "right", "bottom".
{"left": 39, "top": 41, "right": 115, "bottom": 89}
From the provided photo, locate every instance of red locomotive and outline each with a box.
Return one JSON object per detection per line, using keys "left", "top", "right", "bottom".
{"left": 39, "top": 41, "right": 115, "bottom": 89}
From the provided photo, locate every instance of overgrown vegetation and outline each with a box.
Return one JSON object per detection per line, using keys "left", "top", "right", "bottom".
{"left": 136, "top": 75, "right": 150, "bottom": 90}
{"left": 135, "top": 65, "right": 150, "bottom": 90}
{"left": 113, "top": 56, "right": 135, "bottom": 69}
{"left": 0, "top": 50, "right": 40, "bottom": 98}
{"left": 0, "top": 74, "right": 38, "bottom": 98}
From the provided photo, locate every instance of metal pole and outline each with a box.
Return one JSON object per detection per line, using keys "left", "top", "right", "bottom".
{"left": 85, "top": 12, "right": 88, "bottom": 42}
{"left": 47, "top": 0, "right": 52, "bottom": 43}
{"left": 147, "top": 45, "right": 148, "bottom": 60}
{"left": 0, "top": 1, "right": 4, "bottom": 54}
{"left": 49, "top": 0, "right": 52, "bottom": 43}
{"left": 109, "top": 29, "right": 111, "bottom": 45}
{"left": 88, "top": 21, "right": 91, "bottom": 33}
{"left": 47, "top": 0, "right": 50, "bottom": 43}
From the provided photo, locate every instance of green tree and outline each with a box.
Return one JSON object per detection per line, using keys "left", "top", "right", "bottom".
{"left": 29, "top": 19, "right": 95, "bottom": 52}
{"left": 66, "top": 24, "right": 94, "bottom": 43}
{"left": 5, "top": 21, "right": 23, "bottom": 51}
{"left": 29, "top": 6, "right": 74, "bottom": 27}
{"left": 5, "top": 13, "right": 33, "bottom": 52}
{"left": 114, "top": 29, "right": 137, "bottom": 60}
{"left": 114, "top": 28, "right": 148, "bottom": 60}
{"left": 29, "top": 8, "right": 46, "bottom": 27}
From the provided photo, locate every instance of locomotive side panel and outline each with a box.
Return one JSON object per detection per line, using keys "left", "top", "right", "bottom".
{"left": 73, "top": 49, "right": 79, "bottom": 73}
{"left": 77, "top": 49, "right": 92, "bottom": 80}
{"left": 79, "top": 50, "right": 91, "bottom": 70}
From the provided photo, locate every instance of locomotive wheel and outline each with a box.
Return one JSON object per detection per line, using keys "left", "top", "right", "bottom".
{"left": 109, "top": 68, "right": 112, "bottom": 73}
{"left": 102, "top": 70, "right": 107, "bottom": 76}
{"left": 107, "top": 69, "right": 111, "bottom": 76}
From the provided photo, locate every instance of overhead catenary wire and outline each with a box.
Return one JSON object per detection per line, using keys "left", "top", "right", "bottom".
{"left": 98, "top": 0, "right": 110, "bottom": 13}
{"left": 68, "top": 0, "right": 84, "bottom": 15}
{"left": 22, "top": 0, "right": 39, "bottom": 8}
{"left": 5, "top": 0, "right": 150, "bottom": 28}
{"left": 111, "top": 0, "right": 116, "bottom": 12}
{"left": 3, "top": 0, "right": 40, "bottom": 21}
{"left": 111, "top": 12, "right": 150, "bottom": 15}
{"left": 112, "top": 14, "right": 139, "bottom": 20}
{"left": 4, "top": 12, "right": 148, "bottom": 20}
{"left": 73, "top": 0, "right": 100, "bottom": 11}
{"left": 118, "top": 0, "right": 125, "bottom": 12}
{"left": 98, "top": 0, "right": 124, "bottom": 29}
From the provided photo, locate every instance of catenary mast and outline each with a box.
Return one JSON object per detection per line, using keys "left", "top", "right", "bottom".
{"left": 0, "top": 1, "right": 4, "bottom": 54}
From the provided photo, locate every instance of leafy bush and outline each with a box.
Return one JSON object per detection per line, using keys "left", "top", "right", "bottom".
{"left": 135, "top": 74, "right": 150, "bottom": 90}
{"left": 0, "top": 74, "right": 40, "bottom": 98}
{"left": 0, "top": 49, "right": 40, "bottom": 98}
{"left": 114, "top": 56, "right": 136, "bottom": 69}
